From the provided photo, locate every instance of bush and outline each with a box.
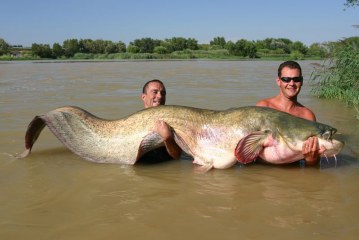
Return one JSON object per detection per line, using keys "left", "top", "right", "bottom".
{"left": 73, "top": 53, "right": 94, "bottom": 59}
{"left": 154, "top": 46, "right": 168, "bottom": 54}
{"left": 289, "top": 51, "right": 305, "bottom": 60}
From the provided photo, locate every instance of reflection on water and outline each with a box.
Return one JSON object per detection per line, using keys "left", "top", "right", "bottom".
{"left": 0, "top": 60, "right": 358, "bottom": 240}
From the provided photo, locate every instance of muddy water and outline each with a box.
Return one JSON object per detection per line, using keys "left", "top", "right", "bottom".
{"left": 0, "top": 60, "right": 358, "bottom": 240}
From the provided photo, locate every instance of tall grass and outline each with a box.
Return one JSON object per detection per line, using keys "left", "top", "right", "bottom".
{"left": 310, "top": 43, "right": 359, "bottom": 119}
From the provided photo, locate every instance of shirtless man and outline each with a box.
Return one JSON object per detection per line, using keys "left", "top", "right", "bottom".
{"left": 139, "top": 79, "right": 182, "bottom": 163}
{"left": 256, "top": 61, "right": 324, "bottom": 166}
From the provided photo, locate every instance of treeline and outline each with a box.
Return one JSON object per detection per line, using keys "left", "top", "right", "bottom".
{"left": 0, "top": 36, "right": 339, "bottom": 60}
{"left": 0, "top": 37, "right": 340, "bottom": 59}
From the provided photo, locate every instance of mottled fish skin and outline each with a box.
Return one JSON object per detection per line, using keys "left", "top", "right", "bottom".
{"left": 18, "top": 105, "right": 344, "bottom": 170}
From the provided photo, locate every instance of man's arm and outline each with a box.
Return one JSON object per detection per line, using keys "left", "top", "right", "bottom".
{"left": 154, "top": 120, "right": 182, "bottom": 159}
{"left": 300, "top": 108, "right": 323, "bottom": 165}
{"left": 302, "top": 137, "right": 326, "bottom": 166}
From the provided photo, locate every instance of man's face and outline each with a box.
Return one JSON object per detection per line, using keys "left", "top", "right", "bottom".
{"left": 141, "top": 82, "right": 166, "bottom": 108}
{"left": 276, "top": 67, "right": 302, "bottom": 99}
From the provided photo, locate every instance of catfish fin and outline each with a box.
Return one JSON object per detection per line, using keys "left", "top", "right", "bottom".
{"left": 193, "top": 164, "right": 213, "bottom": 173}
{"left": 172, "top": 132, "right": 193, "bottom": 157}
{"left": 235, "top": 131, "right": 270, "bottom": 164}
{"left": 136, "top": 132, "right": 164, "bottom": 161}
{"left": 16, "top": 116, "right": 46, "bottom": 158}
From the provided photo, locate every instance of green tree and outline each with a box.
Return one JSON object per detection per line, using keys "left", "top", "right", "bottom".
{"left": 257, "top": 38, "right": 273, "bottom": 49}
{"left": 277, "top": 38, "right": 293, "bottom": 45}
{"left": 52, "top": 43, "right": 64, "bottom": 58}
{"left": 245, "top": 41, "right": 257, "bottom": 58}
{"left": 130, "top": 38, "right": 161, "bottom": 53}
{"left": 254, "top": 39, "right": 266, "bottom": 50}
{"left": 104, "top": 41, "right": 118, "bottom": 54}
{"left": 255, "top": 38, "right": 292, "bottom": 54}
{"left": 85, "top": 39, "right": 107, "bottom": 54}
{"left": 31, "top": 43, "right": 52, "bottom": 58}
{"left": 225, "top": 39, "right": 257, "bottom": 57}
{"left": 210, "top": 36, "right": 226, "bottom": 48}
{"left": 307, "top": 43, "right": 328, "bottom": 58}
{"left": 269, "top": 38, "right": 291, "bottom": 53}
{"left": 127, "top": 44, "right": 140, "bottom": 53}
{"left": 290, "top": 41, "right": 308, "bottom": 55}
{"left": 224, "top": 41, "right": 235, "bottom": 53}
{"left": 342, "top": 36, "right": 359, "bottom": 45}
{"left": 229, "top": 39, "right": 254, "bottom": 57}
{"left": 345, "top": 0, "right": 359, "bottom": 8}
{"left": 235, "top": 39, "right": 247, "bottom": 56}
{"left": 186, "top": 38, "right": 199, "bottom": 50}
{"left": 116, "top": 41, "right": 126, "bottom": 53}
{"left": 198, "top": 43, "right": 210, "bottom": 50}
{"left": 0, "top": 38, "right": 10, "bottom": 55}
{"left": 63, "top": 39, "right": 79, "bottom": 57}
{"left": 78, "top": 39, "right": 93, "bottom": 53}
{"left": 164, "top": 37, "right": 187, "bottom": 52}
{"left": 154, "top": 46, "right": 168, "bottom": 54}
{"left": 163, "top": 37, "right": 198, "bottom": 52}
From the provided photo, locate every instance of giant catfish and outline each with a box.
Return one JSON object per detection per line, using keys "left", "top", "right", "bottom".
{"left": 18, "top": 105, "right": 344, "bottom": 170}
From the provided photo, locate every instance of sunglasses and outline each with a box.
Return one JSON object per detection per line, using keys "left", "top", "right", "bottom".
{"left": 280, "top": 76, "right": 303, "bottom": 83}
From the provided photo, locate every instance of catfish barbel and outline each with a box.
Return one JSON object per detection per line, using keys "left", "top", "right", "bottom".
{"left": 18, "top": 105, "right": 344, "bottom": 170}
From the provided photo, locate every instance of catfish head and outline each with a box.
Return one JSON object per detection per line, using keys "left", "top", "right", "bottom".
{"left": 235, "top": 114, "right": 344, "bottom": 165}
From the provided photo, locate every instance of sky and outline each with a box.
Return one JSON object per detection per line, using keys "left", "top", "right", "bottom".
{"left": 1, "top": 0, "right": 358, "bottom": 47}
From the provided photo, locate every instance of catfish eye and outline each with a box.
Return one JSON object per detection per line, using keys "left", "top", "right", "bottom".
{"left": 322, "top": 129, "right": 335, "bottom": 140}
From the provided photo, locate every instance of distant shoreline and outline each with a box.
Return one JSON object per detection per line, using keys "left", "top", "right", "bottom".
{"left": 0, "top": 57, "right": 323, "bottom": 64}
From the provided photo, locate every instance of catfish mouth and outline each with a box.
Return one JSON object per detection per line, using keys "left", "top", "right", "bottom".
{"left": 317, "top": 127, "right": 344, "bottom": 157}
{"left": 322, "top": 139, "right": 344, "bottom": 156}
{"left": 318, "top": 138, "right": 344, "bottom": 167}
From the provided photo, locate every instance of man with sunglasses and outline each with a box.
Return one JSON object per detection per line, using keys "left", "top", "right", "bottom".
{"left": 138, "top": 79, "right": 182, "bottom": 163}
{"left": 256, "top": 61, "right": 324, "bottom": 166}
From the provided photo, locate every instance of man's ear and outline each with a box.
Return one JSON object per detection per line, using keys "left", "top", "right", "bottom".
{"left": 275, "top": 77, "right": 281, "bottom": 87}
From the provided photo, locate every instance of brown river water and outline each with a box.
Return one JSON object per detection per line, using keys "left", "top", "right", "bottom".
{"left": 0, "top": 60, "right": 358, "bottom": 240}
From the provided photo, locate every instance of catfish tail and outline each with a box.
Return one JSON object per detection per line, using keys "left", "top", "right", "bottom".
{"left": 17, "top": 116, "right": 46, "bottom": 158}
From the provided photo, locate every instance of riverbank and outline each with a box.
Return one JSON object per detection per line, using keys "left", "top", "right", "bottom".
{"left": 0, "top": 50, "right": 323, "bottom": 62}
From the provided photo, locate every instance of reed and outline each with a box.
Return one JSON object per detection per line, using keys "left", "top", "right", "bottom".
{"left": 310, "top": 43, "right": 359, "bottom": 119}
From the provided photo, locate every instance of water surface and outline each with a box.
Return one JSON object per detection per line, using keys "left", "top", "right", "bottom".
{"left": 1, "top": 60, "right": 358, "bottom": 240}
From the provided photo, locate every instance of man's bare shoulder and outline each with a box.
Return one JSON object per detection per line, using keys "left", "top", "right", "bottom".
{"left": 256, "top": 97, "right": 277, "bottom": 108}
{"left": 297, "top": 106, "right": 317, "bottom": 121}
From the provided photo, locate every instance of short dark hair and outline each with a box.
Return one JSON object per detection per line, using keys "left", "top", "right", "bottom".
{"left": 142, "top": 79, "right": 165, "bottom": 94}
{"left": 278, "top": 61, "right": 302, "bottom": 77}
